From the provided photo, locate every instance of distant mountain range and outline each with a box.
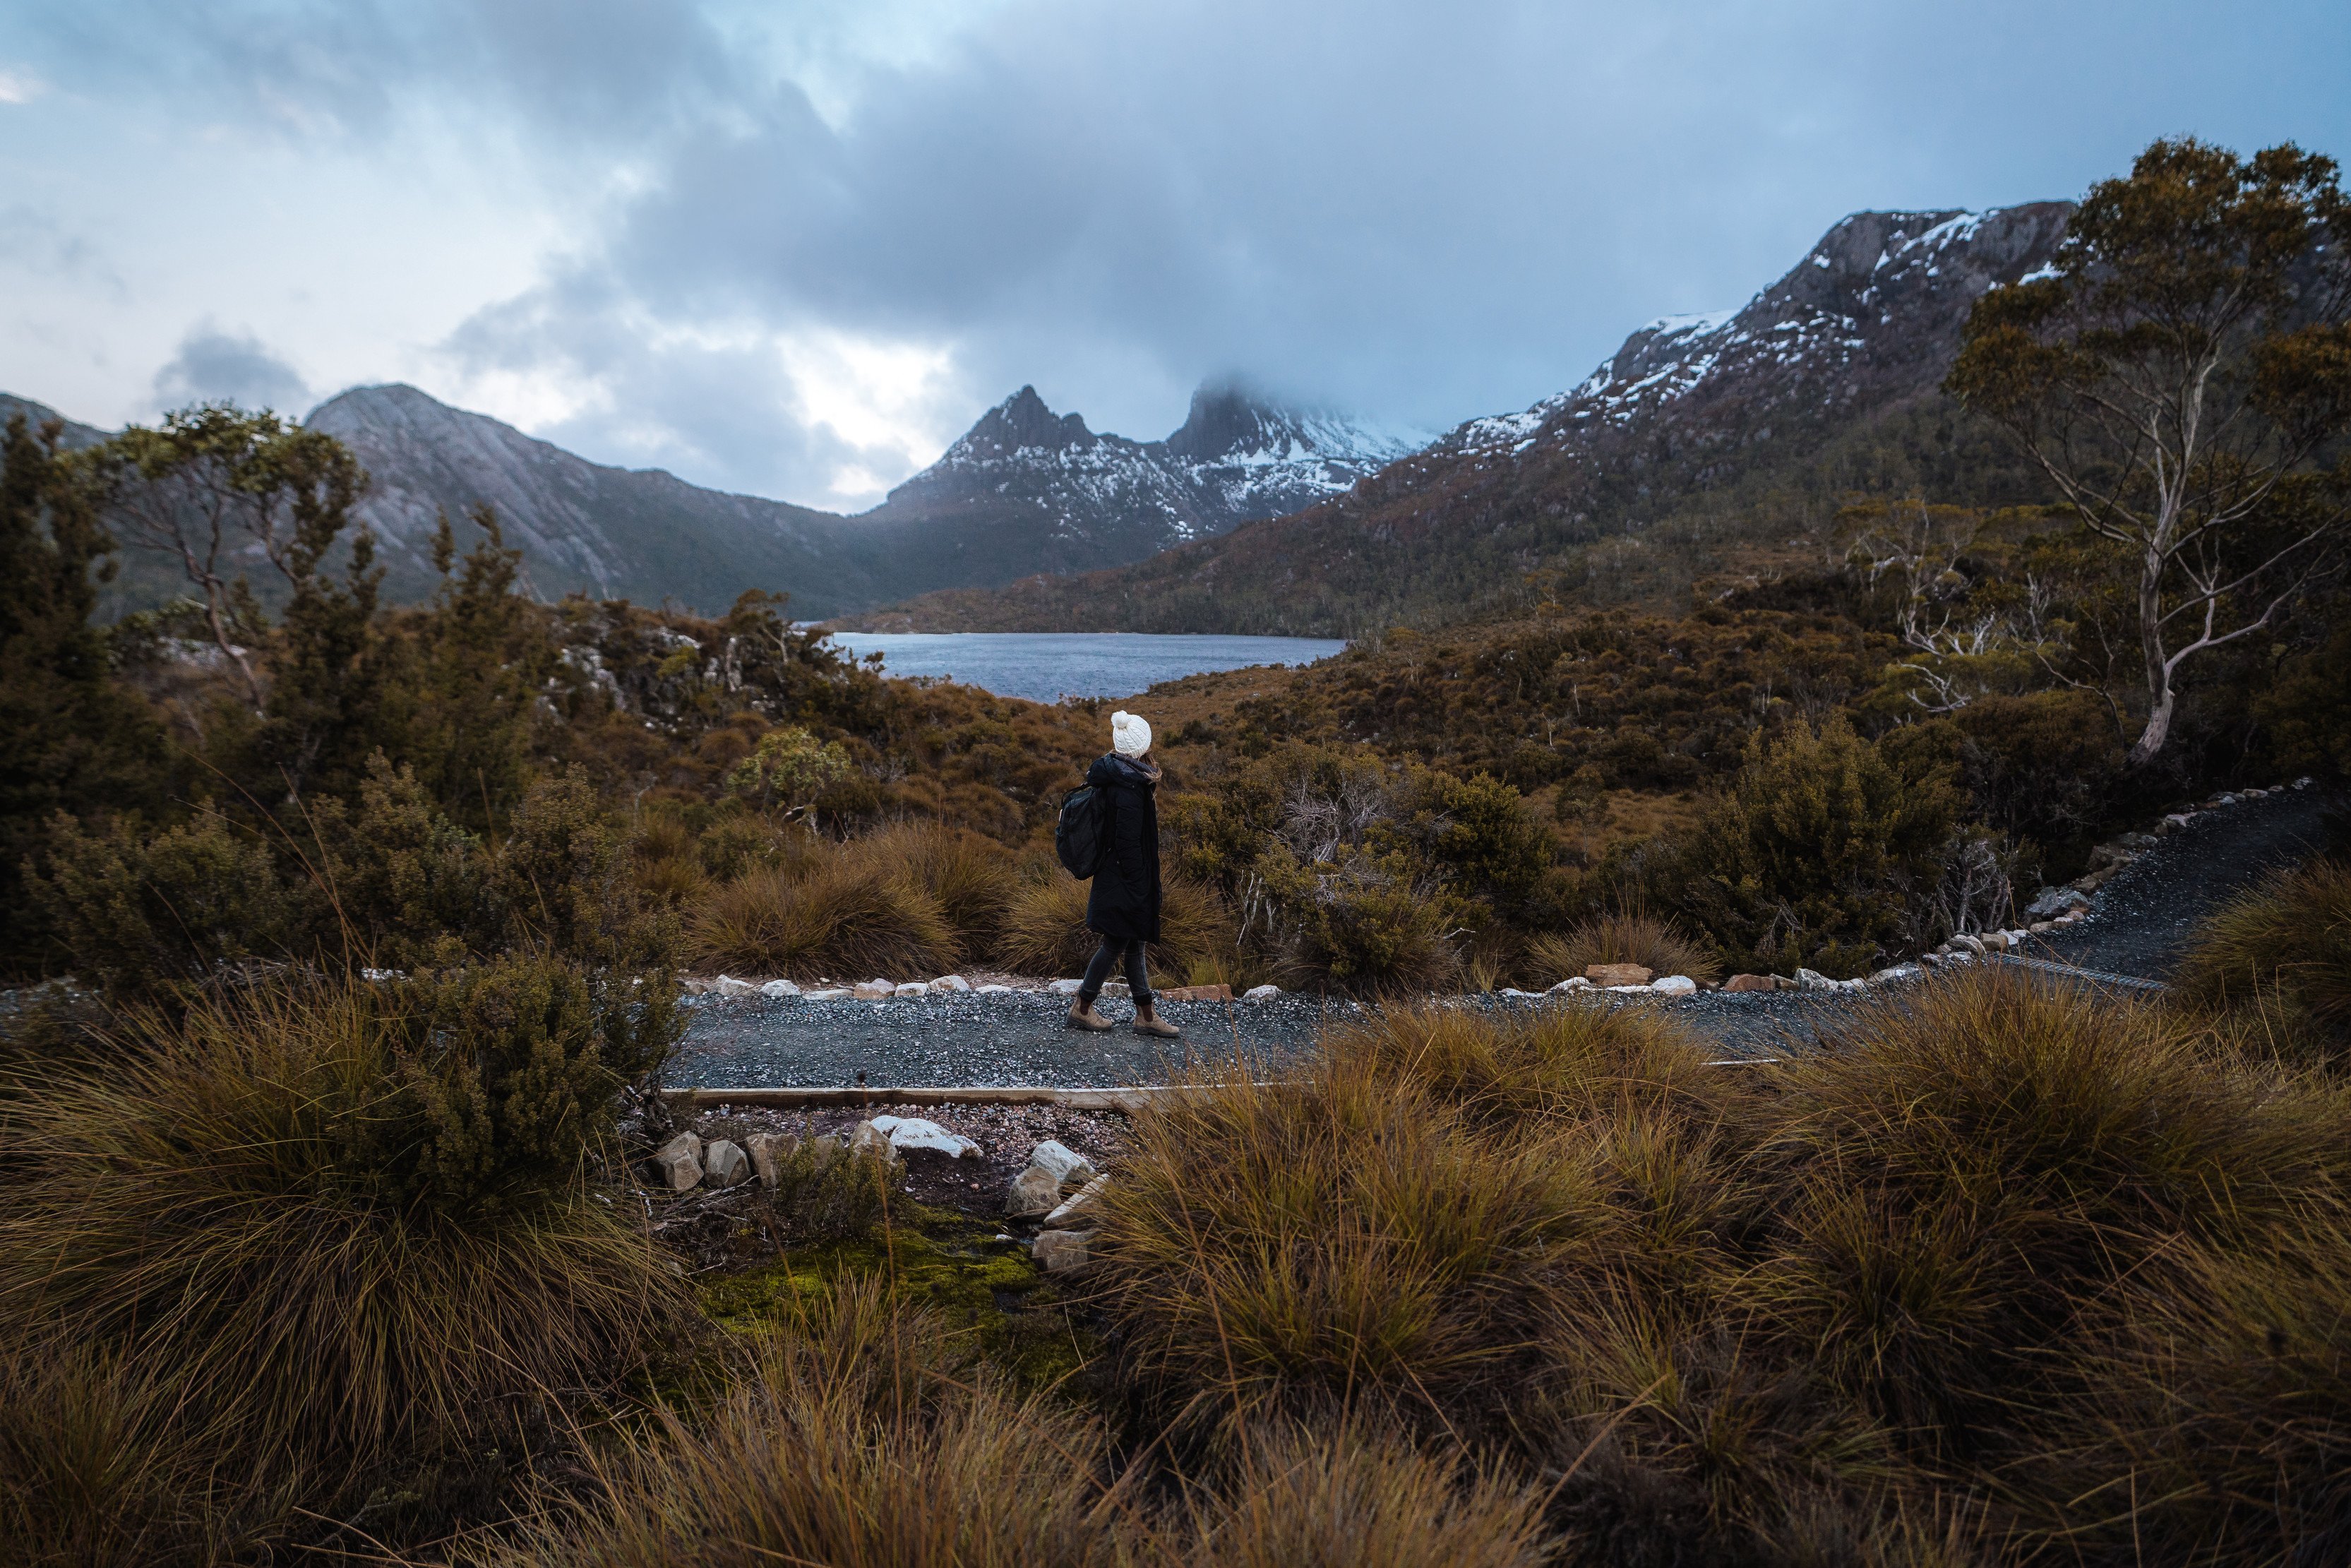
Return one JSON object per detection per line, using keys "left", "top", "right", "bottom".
{"left": 837, "top": 201, "right": 2079, "bottom": 635}
{"left": 1, "top": 379, "right": 1423, "bottom": 620}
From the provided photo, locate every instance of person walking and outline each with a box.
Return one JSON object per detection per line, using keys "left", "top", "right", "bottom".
{"left": 1067, "top": 710, "right": 1180, "bottom": 1039}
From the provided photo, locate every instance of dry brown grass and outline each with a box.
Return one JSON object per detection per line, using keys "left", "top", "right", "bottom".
{"left": 2173, "top": 856, "right": 2351, "bottom": 1070}
{"left": 1087, "top": 970, "right": 2351, "bottom": 1562}
{"left": 993, "top": 872, "right": 1236, "bottom": 982}
{"left": 0, "top": 984, "right": 685, "bottom": 1555}
{"left": 485, "top": 1274, "right": 1123, "bottom": 1568}
{"left": 690, "top": 857, "right": 957, "bottom": 978}
{"left": 1526, "top": 912, "right": 1723, "bottom": 986}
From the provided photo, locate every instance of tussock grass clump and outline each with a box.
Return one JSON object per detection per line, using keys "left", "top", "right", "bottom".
{"left": 691, "top": 857, "right": 957, "bottom": 978}
{"left": 1526, "top": 912, "right": 1723, "bottom": 986}
{"left": 491, "top": 1273, "right": 1124, "bottom": 1568}
{"left": 994, "top": 872, "right": 1234, "bottom": 981}
{"left": 1760, "top": 971, "right": 2351, "bottom": 1454}
{"left": 0, "top": 981, "right": 683, "bottom": 1510}
{"left": 854, "top": 821, "right": 1017, "bottom": 952}
{"left": 1176, "top": 1423, "right": 1555, "bottom": 1567}
{"left": 2174, "top": 857, "right": 2351, "bottom": 1068}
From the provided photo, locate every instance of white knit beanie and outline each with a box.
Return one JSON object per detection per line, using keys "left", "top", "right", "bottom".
{"left": 1111, "top": 710, "right": 1151, "bottom": 757}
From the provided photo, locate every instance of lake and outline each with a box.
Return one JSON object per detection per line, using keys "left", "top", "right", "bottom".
{"left": 820, "top": 632, "right": 1348, "bottom": 702}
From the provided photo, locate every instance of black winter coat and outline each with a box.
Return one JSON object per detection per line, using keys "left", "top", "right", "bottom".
{"left": 1083, "top": 752, "right": 1162, "bottom": 943}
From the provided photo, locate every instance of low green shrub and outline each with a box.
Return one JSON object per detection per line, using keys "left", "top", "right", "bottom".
{"left": 1664, "top": 715, "right": 1978, "bottom": 978}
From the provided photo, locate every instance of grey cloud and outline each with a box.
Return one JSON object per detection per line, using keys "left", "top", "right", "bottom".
{"left": 11, "top": 0, "right": 2350, "bottom": 505}
{"left": 154, "top": 329, "right": 312, "bottom": 413}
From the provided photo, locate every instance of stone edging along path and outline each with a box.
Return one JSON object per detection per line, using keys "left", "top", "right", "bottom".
{"left": 669, "top": 777, "right": 2334, "bottom": 1090}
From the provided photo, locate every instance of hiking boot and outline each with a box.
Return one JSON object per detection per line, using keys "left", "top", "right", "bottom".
{"left": 1066, "top": 998, "right": 1113, "bottom": 1032}
{"left": 1132, "top": 1004, "right": 1180, "bottom": 1039}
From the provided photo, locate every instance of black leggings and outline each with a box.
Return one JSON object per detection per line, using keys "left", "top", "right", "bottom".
{"left": 1079, "top": 938, "right": 1151, "bottom": 1007}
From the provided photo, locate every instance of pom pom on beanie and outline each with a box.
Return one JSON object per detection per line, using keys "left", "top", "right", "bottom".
{"left": 1112, "top": 710, "right": 1151, "bottom": 757}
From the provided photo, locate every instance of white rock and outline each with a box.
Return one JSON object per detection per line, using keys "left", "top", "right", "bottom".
{"left": 1651, "top": 976, "right": 1697, "bottom": 995}
{"left": 1835, "top": 978, "right": 1869, "bottom": 993}
{"left": 1244, "top": 985, "right": 1282, "bottom": 1001}
{"left": 1870, "top": 964, "right": 1922, "bottom": 984}
{"left": 1795, "top": 968, "right": 1836, "bottom": 991}
{"left": 704, "top": 1139, "right": 750, "bottom": 1187}
{"left": 1606, "top": 984, "right": 1651, "bottom": 994}
{"left": 848, "top": 1120, "right": 895, "bottom": 1161}
{"left": 2295, "top": 777, "right": 2314, "bottom": 789}
{"left": 2162, "top": 813, "right": 2194, "bottom": 832}
{"left": 1500, "top": 986, "right": 1545, "bottom": 998}
{"left": 1550, "top": 976, "right": 1594, "bottom": 992}
{"left": 931, "top": 974, "right": 972, "bottom": 993}
{"left": 870, "top": 1115, "right": 982, "bottom": 1160}
{"left": 803, "top": 988, "right": 852, "bottom": 1001}
{"left": 851, "top": 981, "right": 895, "bottom": 1000}
{"left": 653, "top": 1132, "right": 703, "bottom": 1191}
{"left": 976, "top": 983, "right": 1015, "bottom": 995}
{"left": 760, "top": 978, "right": 801, "bottom": 998}
{"left": 1048, "top": 978, "right": 1085, "bottom": 996}
{"left": 1949, "top": 934, "right": 1987, "bottom": 957}
{"left": 712, "top": 975, "right": 759, "bottom": 998}
{"left": 894, "top": 982, "right": 928, "bottom": 998}
{"left": 1028, "top": 1139, "right": 1098, "bottom": 1187}
{"left": 746, "top": 1131, "right": 798, "bottom": 1189}
{"left": 1032, "top": 1228, "right": 1094, "bottom": 1274}
{"left": 1043, "top": 1173, "right": 1108, "bottom": 1228}
{"left": 1004, "top": 1164, "right": 1062, "bottom": 1217}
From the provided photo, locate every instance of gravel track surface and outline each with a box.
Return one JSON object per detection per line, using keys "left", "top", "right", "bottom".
{"left": 673, "top": 783, "right": 2341, "bottom": 1088}
{"left": 2033, "top": 784, "right": 2340, "bottom": 981}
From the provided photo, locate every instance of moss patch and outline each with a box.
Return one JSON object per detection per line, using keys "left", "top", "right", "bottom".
{"left": 698, "top": 1215, "right": 1101, "bottom": 1396}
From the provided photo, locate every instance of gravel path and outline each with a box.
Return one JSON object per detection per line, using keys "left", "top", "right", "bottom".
{"left": 671, "top": 782, "right": 2341, "bottom": 1087}
{"left": 2031, "top": 784, "right": 2340, "bottom": 981}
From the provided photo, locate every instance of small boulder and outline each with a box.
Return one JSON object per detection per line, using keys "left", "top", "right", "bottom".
{"left": 1722, "top": 974, "right": 1776, "bottom": 993}
{"left": 871, "top": 1115, "right": 981, "bottom": 1160}
{"left": 1005, "top": 1164, "right": 1062, "bottom": 1217}
{"left": 2025, "top": 886, "right": 2089, "bottom": 920}
{"left": 1044, "top": 1173, "right": 1108, "bottom": 1228}
{"left": 760, "top": 978, "right": 801, "bottom": 998}
{"left": 894, "top": 982, "right": 928, "bottom": 998}
{"left": 804, "top": 988, "right": 852, "bottom": 1001}
{"left": 1550, "top": 976, "right": 1594, "bottom": 993}
{"left": 704, "top": 1139, "right": 750, "bottom": 1187}
{"left": 931, "top": 974, "right": 972, "bottom": 993}
{"left": 848, "top": 1120, "right": 895, "bottom": 1161}
{"left": 976, "top": 983, "right": 1015, "bottom": 994}
{"left": 1244, "top": 984, "right": 1283, "bottom": 1001}
{"left": 712, "top": 975, "right": 759, "bottom": 998}
{"left": 653, "top": 1132, "right": 704, "bottom": 1191}
{"left": 746, "top": 1131, "right": 800, "bottom": 1190}
{"left": 851, "top": 981, "right": 895, "bottom": 1000}
{"left": 1978, "top": 931, "right": 2009, "bottom": 952}
{"left": 1949, "top": 934, "right": 1987, "bottom": 957}
{"left": 2030, "top": 920, "right": 2054, "bottom": 935}
{"left": 1870, "top": 964, "right": 1921, "bottom": 985}
{"left": 1586, "top": 963, "right": 1654, "bottom": 988}
{"left": 1650, "top": 975, "right": 1697, "bottom": 995}
{"left": 1795, "top": 968, "right": 1836, "bottom": 991}
{"left": 1028, "top": 1139, "right": 1098, "bottom": 1187}
{"left": 1032, "top": 1228, "right": 1094, "bottom": 1275}
{"left": 1048, "top": 978, "right": 1086, "bottom": 995}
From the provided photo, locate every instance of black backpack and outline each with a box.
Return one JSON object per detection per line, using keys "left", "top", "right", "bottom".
{"left": 1055, "top": 783, "right": 1106, "bottom": 879}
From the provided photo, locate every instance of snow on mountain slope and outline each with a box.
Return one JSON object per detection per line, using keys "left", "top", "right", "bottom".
{"left": 1447, "top": 205, "right": 2075, "bottom": 460}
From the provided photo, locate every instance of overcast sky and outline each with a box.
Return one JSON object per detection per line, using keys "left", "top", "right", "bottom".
{"left": 4, "top": 1, "right": 2345, "bottom": 511}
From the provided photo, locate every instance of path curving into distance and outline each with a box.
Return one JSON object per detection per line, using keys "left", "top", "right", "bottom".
{"left": 670, "top": 783, "right": 2343, "bottom": 1088}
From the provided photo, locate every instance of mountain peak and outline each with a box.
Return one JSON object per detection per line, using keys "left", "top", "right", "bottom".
{"left": 946, "top": 385, "right": 1096, "bottom": 462}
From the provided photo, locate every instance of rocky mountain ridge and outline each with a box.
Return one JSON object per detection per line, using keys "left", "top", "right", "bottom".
{"left": 4, "top": 378, "right": 1418, "bottom": 620}
{"left": 840, "top": 201, "right": 2078, "bottom": 635}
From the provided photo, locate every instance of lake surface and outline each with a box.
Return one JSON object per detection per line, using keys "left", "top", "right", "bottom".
{"left": 821, "top": 632, "right": 1348, "bottom": 702}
